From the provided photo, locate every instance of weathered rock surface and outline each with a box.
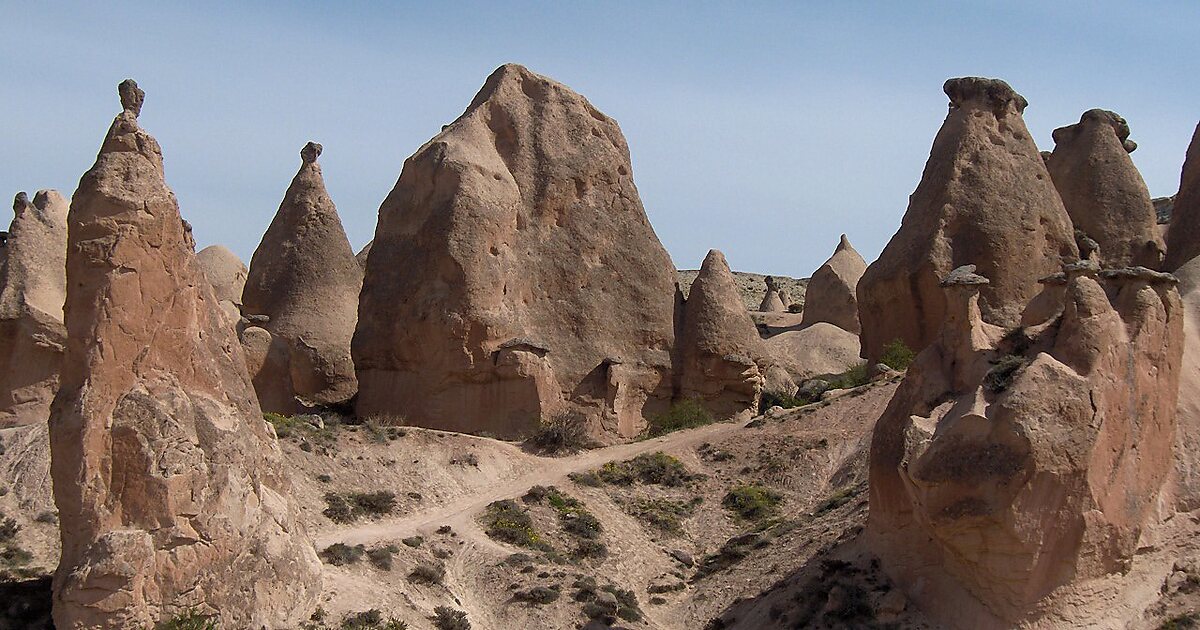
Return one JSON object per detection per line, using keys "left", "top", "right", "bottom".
{"left": 758, "top": 276, "right": 787, "bottom": 312}
{"left": 801, "top": 234, "right": 865, "bottom": 333}
{"left": 0, "top": 191, "right": 68, "bottom": 427}
{"left": 1165, "top": 123, "right": 1200, "bottom": 271}
{"left": 679, "top": 250, "right": 764, "bottom": 418}
{"left": 856, "top": 77, "right": 1077, "bottom": 363}
{"left": 1167, "top": 255, "right": 1200, "bottom": 511}
{"left": 195, "top": 244, "right": 246, "bottom": 324}
{"left": 241, "top": 142, "right": 362, "bottom": 413}
{"left": 763, "top": 322, "right": 861, "bottom": 381}
{"left": 49, "top": 80, "right": 321, "bottom": 629}
{"left": 355, "top": 240, "right": 372, "bottom": 270}
{"left": 868, "top": 262, "right": 1183, "bottom": 628}
{"left": 353, "top": 64, "right": 678, "bottom": 439}
{"left": 1047, "top": 109, "right": 1164, "bottom": 268}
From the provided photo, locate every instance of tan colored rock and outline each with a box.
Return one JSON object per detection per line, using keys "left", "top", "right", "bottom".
{"left": 0, "top": 190, "right": 67, "bottom": 427}
{"left": 1166, "top": 255, "right": 1200, "bottom": 511}
{"left": 355, "top": 240, "right": 372, "bottom": 270}
{"left": 1047, "top": 109, "right": 1164, "bottom": 268}
{"left": 758, "top": 276, "right": 787, "bottom": 312}
{"left": 241, "top": 142, "right": 362, "bottom": 413}
{"left": 801, "top": 234, "right": 866, "bottom": 333}
{"left": 679, "top": 250, "right": 764, "bottom": 418}
{"left": 49, "top": 80, "right": 321, "bottom": 629}
{"left": 1165, "top": 122, "right": 1200, "bottom": 271}
{"left": 195, "top": 244, "right": 246, "bottom": 325}
{"left": 764, "top": 322, "right": 861, "bottom": 381}
{"left": 353, "top": 64, "right": 678, "bottom": 439}
{"left": 868, "top": 262, "right": 1182, "bottom": 627}
{"left": 857, "top": 77, "right": 1077, "bottom": 363}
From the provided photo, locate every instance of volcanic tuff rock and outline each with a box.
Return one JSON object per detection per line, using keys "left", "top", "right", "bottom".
{"left": 758, "top": 276, "right": 787, "bottom": 312}
{"left": 868, "top": 262, "right": 1183, "bottom": 628}
{"left": 354, "top": 63, "right": 679, "bottom": 439}
{"left": 0, "top": 190, "right": 67, "bottom": 427}
{"left": 355, "top": 240, "right": 372, "bottom": 270}
{"left": 1165, "top": 123, "right": 1200, "bottom": 271}
{"left": 241, "top": 142, "right": 362, "bottom": 413}
{"left": 195, "top": 244, "right": 247, "bottom": 324}
{"left": 1047, "top": 109, "right": 1164, "bottom": 268}
{"left": 1167, "top": 255, "right": 1200, "bottom": 511}
{"left": 49, "top": 80, "right": 321, "bottom": 629}
{"left": 763, "top": 322, "right": 861, "bottom": 381}
{"left": 856, "top": 77, "right": 1077, "bottom": 363}
{"left": 800, "top": 234, "right": 866, "bottom": 333}
{"left": 679, "top": 250, "right": 765, "bottom": 418}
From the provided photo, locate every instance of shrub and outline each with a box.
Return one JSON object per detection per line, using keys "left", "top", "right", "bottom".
{"left": 317, "top": 474, "right": 333, "bottom": 483}
{"left": 628, "top": 498, "right": 697, "bottom": 535}
{"left": 985, "top": 354, "right": 1026, "bottom": 393}
{"left": 524, "top": 412, "right": 594, "bottom": 455}
{"left": 320, "top": 543, "right": 365, "bottom": 566}
{"left": 264, "top": 412, "right": 336, "bottom": 446}
{"left": 572, "top": 539, "right": 609, "bottom": 561}
{"left": 592, "top": 452, "right": 691, "bottom": 487}
{"left": 533, "top": 487, "right": 604, "bottom": 541}
{"left": 813, "top": 485, "right": 861, "bottom": 515}
{"left": 481, "top": 500, "right": 549, "bottom": 551}
{"left": 401, "top": 536, "right": 423, "bottom": 548}
{"left": 604, "top": 586, "right": 643, "bottom": 622}
{"left": 0, "top": 514, "right": 18, "bottom": 543}
{"left": 33, "top": 512, "right": 57, "bottom": 524}
{"left": 367, "top": 545, "right": 399, "bottom": 571}
{"left": 341, "top": 609, "right": 409, "bottom": 630}
{"left": 759, "top": 390, "right": 805, "bottom": 413}
{"left": 323, "top": 491, "right": 398, "bottom": 523}
{"left": 450, "top": 452, "right": 479, "bottom": 467}
{"left": 408, "top": 561, "right": 446, "bottom": 585}
{"left": 826, "top": 363, "right": 870, "bottom": 390}
{"left": 722, "top": 485, "right": 783, "bottom": 522}
{"left": 431, "top": 607, "right": 470, "bottom": 630}
{"left": 880, "top": 338, "right": 915, "bottom": 371}
{"left": 567, "top": 470, "right": 603, "bottom": 487}
{"left": 514, "top": 585, "right": 561, "bottom": 605}
{"left": 158, "top": 609, "right": 218, "bottom": 630}
{"left": 645, "top": 399, "right": 714, "bottom": 437}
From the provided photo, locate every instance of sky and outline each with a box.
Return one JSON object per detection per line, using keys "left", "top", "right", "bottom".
{"left": 4, "top": 1, "right": 1198, "bottom": 277}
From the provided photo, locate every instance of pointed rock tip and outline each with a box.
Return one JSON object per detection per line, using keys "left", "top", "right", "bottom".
{"left": 837, "top": 234, "right": 853, "bottom": 251}
{"left": 13, "top": 192, "right": 29, "bottom": 212}
{"left": 943, "top": 77, "right": 1027, "bottom": 114}
{"left": 1052, "top": 109, "right": 1136, "bottom": 153}
{"left": 701, "top": 249, "right": 729, "bottom": 271}
{"left": 301, "top": 142, "right": 322, "bottom": 164}
{"left": 118, "top": 79, "right": 144, "bottom": 117}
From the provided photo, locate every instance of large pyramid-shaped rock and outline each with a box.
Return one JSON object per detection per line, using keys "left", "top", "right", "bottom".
{"left": 195, "top": 244, "right": 246, "bottom": 324}
{"left": 1047, "top": 109, "right": 1164, "bottom": 268}
{"left": 354, "top": 64, "right": 678, "bottom": 439}
{"left": 857, "top": 78, "right": 1077, "bottom": 362}
{"left": 801, "top": 234, "right": 866, "bottom": 333}
{"left": 49, "top": 80, "right": 321, "bottom": 629}
{"left": 679, "top": 250, "right": 764, "bottom": 418}
{"left": 241, "top": 142, "right": 362, "bottom": 413}
{"left": 0, "top": 190, "right": 67, "bottom": 427}
{"left": 1165, "top": 122, "right": 1200, "bottom": 271}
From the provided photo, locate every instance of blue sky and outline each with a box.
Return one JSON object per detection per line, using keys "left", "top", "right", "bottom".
{"left": 4, "top": 1, "right": 1197, "bottom": 276}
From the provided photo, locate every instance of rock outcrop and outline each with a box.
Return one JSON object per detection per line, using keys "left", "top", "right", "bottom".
{"left": 758, "top": 276, "right": 787, "bottom": 312}
{"left": 355, "top": 240, "right": 372, "bottom": 270}
{"left": 353, "top": 64, "right": 678, "bottom": 439}
{"left": 0, "top": 191, "right": 68, "bottom": 427}
{"left": 1046, "top": 109, "right": 1164, "bottom": 268}
{"left": 1167, "top": 255, "right": 1200, "bottom": 511}
{"left": 868, "top": 263, "right": 1183, "bottom": 628}
{"left": 801, "top": 234, "right": 866, "bottom": 333}
{"left": 195, "top": 244, "right": 246, "bottom": 324}
{"left": 856, "top": 77, "right": 1077, "bottom": 363}
{"left": 49, "top": 80, "right": 321, "bottom": 629}
{"left": 1165, "top": 123, "right": 1200, "bottom": 271}
{"left": 241, "top": 142, "right": 362, "bottom": 414}
{"left": 679, "top": 250, "right": 765, "bottom": 418}
{"left": 764, "top": 322, "right": 861, "bottom": 381}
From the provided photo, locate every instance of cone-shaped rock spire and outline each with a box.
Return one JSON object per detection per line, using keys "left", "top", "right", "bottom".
{"left": 1166, "top": 123, "right": 1200, "bottom": 270}
{"left": 801, "top": 234, "right": 866, "bottom": 333}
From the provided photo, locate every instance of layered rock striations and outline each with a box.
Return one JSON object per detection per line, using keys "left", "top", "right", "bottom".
{"left": 800, "top": 234, "right": 866, "bottom": 333}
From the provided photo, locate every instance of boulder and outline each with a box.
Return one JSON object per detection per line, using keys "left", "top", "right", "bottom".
{"left": 49, "top": 80, "right": 321, "bottom": 629}
{"left": 679, "top": 250, "right": 765, "bottom": 418}
{"left": 801, "top": 234, "right": 866, "bottom": 333}
{"left": 353, "top": 64, "right": 678, "bottom": 439}
{"left": 764, "top": 322, "right": 861, "bottom": 381}
{"left": 856, "top": 77, "right": 1077, "bottom": 363}
{"left": 868, "top": 262, "right": 1182, "bottom": 627}
{"left": 195, "top": 244, "right": 246, "bottom": 325}
{"left": 758, "top": 276, "right": 787, "bottom": 312}
{"left": 1046, "top": 109, "right": 1164, "bottom": 268}
{"left": 1165, "top": 123, "right": 1200, "bottom": 271}
{"left": 241, "top": 142, "right": 362, "bottom": 413}
{"left": 0, "top": 190, "right": 67, "bottom": 427}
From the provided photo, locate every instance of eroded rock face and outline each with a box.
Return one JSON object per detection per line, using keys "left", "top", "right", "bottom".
{"left": 679, "top": 250, "right": 764, "bottom": 418}
{"left": 195, "top": 244, "right": 246, "bottom": 325}
{"left": 1165, "top": 123, "right": 1200, "bottom": 271}
{"left": 801, "top": 234, "right": 866, "bottom": 333}
{"left": 354, "top": 64, "right": 678, "bottom": 439}
{"left": 867, "top": 263, "right": 1183, "bottom": 628}
{"left": 49, "top": 80, "right": 321, "bottom": 629}
{"left": 0, "top": 190, "right": 67, "bottom": 427}
{"left": 241, "top": 142, "right": 362, "bottom": 413}
{"left": 856, "top": 77, "right": 1077, "bottom": 363}
{"left": 1047, "top": 109, "right": 1164, "bottom": 268}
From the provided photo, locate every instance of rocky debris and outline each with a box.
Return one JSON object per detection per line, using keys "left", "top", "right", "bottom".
{"left": 679, "top": 250, "right": 766, "bottom": 418}
{"left": 1047, "top": 109, "right": 1164, "bottom": 268}
{"left": 1165, "top": 123, "right": 1200, "bottom": 271}
{"left": 868, "top": 261, "right": 1183, "bottom": 627}
{"left": 758, "top": 276, "right": 787, "bottom": 312}
{"left": 195, "top": 245, "right": 246, "bottom": 325}
{"left": 0, "top": 190, "right": 67, "bottom": 428}
{"left": 801, "top": 234, "right": 866, "bottom": 333}
{"left": 353, "top": 64, "right": 679, "bottom": 439}
{"left": 241, "top": 142, "right": 362, "bottom": 414}
{"left": 49, "top": 80, "right": 321, "bottom": 629}
{"left": 856, "top": 77, "right": 1077, "bottom": 363}
{"left": 764, "top": 322, "right": 861, "bottom": 381}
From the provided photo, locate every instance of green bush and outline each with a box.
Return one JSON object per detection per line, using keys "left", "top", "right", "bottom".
{"left": 627, "top": 498, "right": 698, "bottom": 535}
{"left": 524, "top": 412, "right": 594, "bottom": 455}
{"left": 572, "top": 539, "right": 609, "bottom": 561}
{"left": 323, "top": 491, "right": 398, "bottom": 523}
{"left": 645, "top": 399, "right": 714, "bottom": 437}
{"left": 367, "top": 545, "right": 399, "bottom": 571}
{"left": 408, "top": 561, "right": 446, "bottom": 585}
{"left": 432, "top": 607, "right": 470, "bottom": 630}
{"left": 722, "top": 485, "right": 783, "bottom": 522}
{"left": 591, "top": 452, "right": 691, "bottom": 487}
{"left": 481, "top": 500, "right": 549, "bottom": 551}
{"left": 320, "top": 543, "right": 365, "bottom": 566}
{"left": 158, "top": 609, "right": 218, "bottom": 630}
{"left": 759, "top": 390, "right": 805, "bottom": 413}
{"left": 880, "top": 338, "right": 915, "bottom": 371}
{"left": 826, "top": 363, "right": 871, "bottom": 390}
{"left": 813, "top": 485, "right": 861, "bottom": 516}
{"left": 340, "top": 609, "right": 409, "bottom": 630}
{"left": 0, "top": 514, "right": 18, "bottom": 543}
{"left": 985, "top": 354, "right": 1026, "bottom": 393}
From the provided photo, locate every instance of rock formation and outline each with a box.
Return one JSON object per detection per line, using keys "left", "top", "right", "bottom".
{"left": 758, "top": 276, "right": 787, "bottom": 312}
{"left": 195, "top": 244, "right": 246, "bottom": 324}
{"left": 800, "top": 234, "right": 866, "bottom": 333}
{"left": 49, "top": 80, "right": 321, "bottom": 629}
{"left": 1165, "top": 123, "right": 1200, "bottom": 271}
{"left": 868, "top": 262, "right": 1183, "bottom": 627}
{"left": 355, "top": 240, "right": 372, "bottom": 270}
{"left": 764, "top": 322, "right": 861, "bottom": 381}
{"left": 856, "top": 77, "right": 1077, "bottom": 363}
{"left": 679, "top": 250, "right": 765, "bottom": 418}
{"left": 354, "top": 64, "right": 679, "bottom": 439}
{"left": 0, "top": 190, "right": 67, "bottom": 427}
{"left": 1167, "top": 255, "right": 1200, "bottom": 511}
{"left": 1046, "top": 109, "right": 1164, "bottom": 268}
{"left": 241, "top": 142, "right": 362, "bottom": 414}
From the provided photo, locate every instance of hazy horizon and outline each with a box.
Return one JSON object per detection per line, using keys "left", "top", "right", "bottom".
{"left": 5, "top": 1, "right": 1197, "bottom": 277}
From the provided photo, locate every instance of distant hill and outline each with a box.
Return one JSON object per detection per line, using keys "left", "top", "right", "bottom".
{"left": 677, "top": 269, "right": 808, "bottom": 311}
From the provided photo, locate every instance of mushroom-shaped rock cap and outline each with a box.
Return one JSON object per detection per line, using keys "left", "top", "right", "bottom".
{"left": 944, "top": 76, "right": 1028, "bottom": 114}
{"left": 1099, "top": 266, "right": 1179, "bottom": 285}
{"left": 301, "top": 141, "right": 322, "bottom": 164}
{"left": 939, "top": 264, "right": 990, "bottom": 287}
{"left": 118, "top": 78, "right": 144, "bottom": 117}
{"left": 1038, "top": 271, "right": 1069, "bottom": 286}
{"left": 12, "top": 192, "right": 29, "bottom": 212}
{"left": 1053, "top": 109, "right": 1137, "bottom": 153}
{"left": 1064, "top": 259, "right": 1101, "bottom": 277}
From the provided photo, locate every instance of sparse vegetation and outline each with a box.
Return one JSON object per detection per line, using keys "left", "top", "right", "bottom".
{"left": 880, "top": 338, "right": 915, "bottom": 371}
{"left": 0, "top": 512, "right": 38, "bottom": 581}
{"left": 364, "top": 420, "right": 406, "bottom": 444}
{"left": 524, "top": 411, "right": 594, "bottom": 455}
{"left": 320, "top": 543, "right": 365, "bottom": 566}
{"left": 339, "top": 609, "right": 409, "bottom": 630}
{"left": 985, "top": 354, "right": 1027, "bottom": 393}
{"left": 825, "top": 363, "right": 871, "bottom": 390}
{"left": 450, "top": 452, "right": 479, "bottom": 467}
{"left": 759, "top": 390, "right": 806, "bottom": 413}
{"left": 431, "top": 606, "right": 470, "bottom": 630}
{"left": 627, "top": 497, "right": 700, "bottom": 535}
{"left": 1160, "top": 612, "right": 1200, "bottom": 630}
{"left": 367, "top": 545, "right": 399, "bottom": 571}
{"left": 158, "top": 609, "right": 218, "bottom": 630}
{"left": 514, "top": 585, "right": 561, "bottom": 605}
{"left": 586, "top": 452, "right": 693, "bottom": 487}
{"left": 722, "top": 485, "right": 783, "bottom": 522}
{"left": 265, "top": 412, "right": 336, "bottom": 447}
{"left": 407, "top": 561, "right": 446, "bottom": 585}
{"left": 401, "top": 536, "right": 423, "bottom": 548}
{"left": 323, "top": 490, "right": 397, "bottom": 523}
{"left": 481, "top": 500, "right": 550, "bottom": 551}
{"left": 813, "top": 485, "right": 864, "bottom": 516}
{"left": 645, "top": 399, "right": 714, "bottom": 437}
